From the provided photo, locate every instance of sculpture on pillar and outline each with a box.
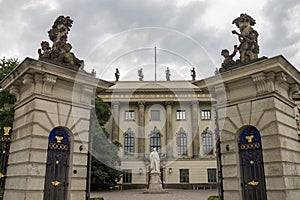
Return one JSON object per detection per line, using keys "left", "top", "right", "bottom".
{"left": 221, "top": 45, "right": 238, "bottom": 68}
{"left": 232, "top": 13, "right": 259, "bottom": 63}
{"left": 190, "top": 67, "right": 196, "bottom": 81}
{"left": 219, "top": 14, "right": 263, "bottom": 73}
{"left": 115, "top": 68, "right": 120, "bottom": 81}
{"left": 165, "top": 67, "right": 171, "bottom": 81}
{"left": 144, "top": 147, "right": 167, "bottom": 193}
{"left": 38, "top": 16, "right": 84, "bottom": 70}
{"left": 138, "top": 68, "right": 144, "bottom": 81}
{"left": 150, "top": 148, "right": 160, "bottom": 172}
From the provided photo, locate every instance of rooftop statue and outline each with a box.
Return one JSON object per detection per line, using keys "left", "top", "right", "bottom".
{"left": 190, "top": 67, "right": 196, "bottom": 81}
{"left": 115, "top": 68, "right": 120, "bottom": 81}
{"left": 138, "top": 68, "right": 144, "bottom": 81}
{"left": 165, "top": 67, "right": 171, "bottom": 81}
{"left": 38, "top": 16, "right": 84, "bottom": 70}
{"left": 232, "top": 13, "right": 259, "bottom": 63}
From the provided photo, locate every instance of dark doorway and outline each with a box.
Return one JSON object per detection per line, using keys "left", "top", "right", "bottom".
{"left": 238, "top": 126, "right": 267, "bottom": 200}
{"left": 44, "top": 127, "right": 70, "bottom": 200}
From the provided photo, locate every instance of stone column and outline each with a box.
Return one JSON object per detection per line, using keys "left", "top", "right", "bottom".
{"left": 138, "top": 101, "right": 145, "bottom": 158}
{"left": 165, "top": 101, "right": 173, "bottom": 158}
{"left": 0, "top": 58, "right": 98, "bottom": 200}
{"left": 202, "top": 56, "right": 300, "bottom": 200}
{"left": 191, "top": 101, "right": 200, "bottom": 157}
{"left": 111, "top": 101, "right": 120, "bottom": 142}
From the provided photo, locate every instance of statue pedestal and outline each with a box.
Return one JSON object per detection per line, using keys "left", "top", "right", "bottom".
{"left": 144, "top": 171, "right": 167, "bottom": 194}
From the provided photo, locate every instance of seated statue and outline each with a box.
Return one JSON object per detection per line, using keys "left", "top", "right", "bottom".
{"left": 38, "top": 41, "right": 51, "bottom": 59}
{"left": 221, "top": 45, "right": 238, "bottom": 68}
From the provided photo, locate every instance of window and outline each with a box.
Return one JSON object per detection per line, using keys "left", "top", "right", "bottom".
{"left": 124, "top": 129, "right": 134, "bottom": 155}
{"left": 125, "top": 110, "right": 134, "bottom": 121}
{"left": 202, "top": 129, "right": 213, "bottom": 155}
{"left": 180, "top": 169, "right": 189, "bottom": 183}
{"left": 177, "top": 129, "right": 187, "bottom": 155}
{"left": 176, "top": 110, "right": 186, "bottom": 120}
{"left": 150, "top": 127, "right": 161, "bottom": 153}
{"left": 151, "top": 110, "right": 160, "bottom": 121}
{"left": 207, "top": 168, "right": 217, "bottom": 183}
{"left": 122, "top": 169, "right": 132, "bottom": 184}
{"left": 201, "top": 110, "right": 211, "bottom": 120}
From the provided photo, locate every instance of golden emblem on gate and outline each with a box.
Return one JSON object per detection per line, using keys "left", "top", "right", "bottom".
{"left": 0, "top": 173, "right": 5, "bottom": 179}
{"left": 245, "top": 135, "right": 254, "bottom": 143}
{"left": 3, "top": 126, "right": 11, "bottom": 136}
{"left": 248, "top": 180, "right": 259, "bottom": 186}
{"left": 55, "top": 136, "right": 63, "bottom": 143}
{"left": 51, "top": 180, "right": 61, "bottom": 186}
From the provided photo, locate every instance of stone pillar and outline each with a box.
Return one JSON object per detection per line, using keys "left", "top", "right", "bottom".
{"left": 111, "top": 101, "right": 120, "bottom": 142}
{"left": 0, "top": 58, "right": 98, "bottom": 200}
{"left": 138, "top": 101, "right": 145, "bottom": 158}
{"left": 202, "top": 56, "right": 300, "bottom": 200}
{"left": 191, "top": 101, "right": 200, "bottom": 157}
{"left": 165, "top": 101, "right": 173, "bottom": 158}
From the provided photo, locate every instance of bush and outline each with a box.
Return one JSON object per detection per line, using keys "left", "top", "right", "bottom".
{"left": 208, "top": 196, "right": 219, "bottom": 200}
{"left": 90, "top": 198, "right": 104, "bottom": 200}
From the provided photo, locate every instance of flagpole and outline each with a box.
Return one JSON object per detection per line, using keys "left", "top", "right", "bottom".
{"left": 154, "top": 46, "right": 157, "bottom": 81}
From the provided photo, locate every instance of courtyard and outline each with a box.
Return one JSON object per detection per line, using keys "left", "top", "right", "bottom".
{"left": 91, "top": 189, "right": 218, "bottom": 200}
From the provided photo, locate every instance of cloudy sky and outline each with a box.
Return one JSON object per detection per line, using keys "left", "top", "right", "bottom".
{"left": 0, "top": 0, "right": 299, "bottom": 81}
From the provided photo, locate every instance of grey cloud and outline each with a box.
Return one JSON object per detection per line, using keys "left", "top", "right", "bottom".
{"left": 0, "top": 0, "right": 299, "bottom": 79}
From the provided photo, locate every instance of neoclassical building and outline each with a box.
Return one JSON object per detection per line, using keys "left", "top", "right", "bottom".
{"left": 98, "top": 81, "right": 217, "bottom": 189}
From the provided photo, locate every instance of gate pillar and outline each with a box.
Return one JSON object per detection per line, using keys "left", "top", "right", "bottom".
{"left": 0, "top": 58, "right": 100, "bottom": 200}
{"left": 197, "top": 56, "right": 300, "bottom": 200}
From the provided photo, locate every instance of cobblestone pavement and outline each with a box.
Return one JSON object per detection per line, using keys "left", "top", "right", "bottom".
{"left": 91, "top": 189, "right": 218, "bottom": 200}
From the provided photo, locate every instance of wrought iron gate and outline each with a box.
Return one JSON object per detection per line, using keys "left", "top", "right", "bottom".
{"left": 0, "top": 127, "right": 11, "bottom": 199}
{"left": 44, "top": 127, "right": 70, "bottom": 200}
{"left": 238, "top": 126, "right": 267, "bottom": 200}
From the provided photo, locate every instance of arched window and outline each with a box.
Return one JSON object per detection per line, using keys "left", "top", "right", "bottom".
{"left": 124, "top": 128, "right": 134, "bottom": 155}
{"left": 177, "top": 128, "right": 187, "bottom": 155}
{"left": 150, "top": 126, "right": 161, "bottom": 153}
{"left": 202, "top": 128, "right": 213, "bottom": 155}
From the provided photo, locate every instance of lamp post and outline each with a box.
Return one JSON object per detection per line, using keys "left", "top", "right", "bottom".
{"left": 144, "top": 156, "right": 150, "bottom": 188}
{"left": 215, "top": 109, "right": 224, "bottom": 200}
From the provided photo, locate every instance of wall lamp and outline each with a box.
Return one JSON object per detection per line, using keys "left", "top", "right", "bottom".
{"left": 226, "top": 144, "right": 230, "bottom": 152}
{"left": 168, "top": 168, "right": 172, "bottom": 174}
{"left": 139, "top": 168, "right": 143, "bottom": 175}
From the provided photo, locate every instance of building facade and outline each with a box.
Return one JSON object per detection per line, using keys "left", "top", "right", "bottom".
{"left": 98, "top": 81, "right": 218, "bottom": 189}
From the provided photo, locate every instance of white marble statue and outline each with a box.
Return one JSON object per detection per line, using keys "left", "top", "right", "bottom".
{"left": 150, "top": 148, "right": 160, "bottom": 172}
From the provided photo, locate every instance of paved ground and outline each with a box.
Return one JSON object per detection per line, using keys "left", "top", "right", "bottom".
{"left": 91, "top": 189, "right": 218, "bottom": 200}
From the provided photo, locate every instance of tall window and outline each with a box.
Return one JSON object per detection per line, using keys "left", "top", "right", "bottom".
{"left": 207, "top": 168, "right": 217, "bottom": 182}
{"left": 124, "top": 128, "right": 134, "bottom": 155}
{"left": 201, "top": 110, "right": 211, "bottom": 120}
{"left": 125, "top": 110, "right": 135, "bottom": 121}
{"left": 180, "top": 169, "right": 189, "bottom": 183}
{"left": 202, "top": 128, "right": 213, "bottom": 155}
{"left": 123, "top": 169, "right": 132, "bottom": 184}
{"left": 177, "top": 128, "right": 187, "bottom": 155}
{"left": 150, "top": 110, "right": 160, "bottom": 121}
{"left": 176, "top": 110, "right": 186, "bottom": 120}
{"left": 150, "top": 127, "right": 161, "bottom": 153}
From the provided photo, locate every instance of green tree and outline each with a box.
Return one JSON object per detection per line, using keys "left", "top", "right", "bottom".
{"left": 91, "top": 97, "right": 122, "bottom": 190}
{"left": 0, "top": 57, "right": 19, "bottom": 132}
